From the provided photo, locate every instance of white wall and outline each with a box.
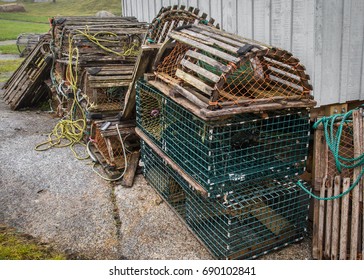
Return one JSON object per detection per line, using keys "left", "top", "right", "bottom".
{"left": 122, "top": 0, "right": 364, "bottom": 107}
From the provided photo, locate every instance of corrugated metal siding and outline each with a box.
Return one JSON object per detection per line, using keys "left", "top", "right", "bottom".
{"left": 122, "top": 0, "right": 364, "bottom": 106}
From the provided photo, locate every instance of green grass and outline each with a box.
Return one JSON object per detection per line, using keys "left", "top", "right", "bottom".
{"left": 0, "top": 225, "right": 65, "bottom": 260}
{"left": 0, "top": 19, "right": 49, "bottom": 40}
{"left": 0, "top": 0, "right": 123, "bottom": 40}
{"left": 0, "top": 0, "right": 122, "bottom": 22}
{"left": 0, "top": 58, "right": 23, "bottom": 82}
{"left": 0, "top": 44, "right": 19, "bottom": 54}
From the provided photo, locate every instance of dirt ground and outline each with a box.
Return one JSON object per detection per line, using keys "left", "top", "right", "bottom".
{"left": 0, "top": 84, "right": 313, "bottom": 259}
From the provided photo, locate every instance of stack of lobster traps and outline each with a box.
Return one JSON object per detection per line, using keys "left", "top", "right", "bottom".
{"left": 48, "top": 16, "right": 148, "bottom": 177}
{"left": 133, "top": 7, "right": 316, "bottom": 259}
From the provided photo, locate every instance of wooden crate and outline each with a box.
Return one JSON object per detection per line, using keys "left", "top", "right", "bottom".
{"left": 2, "top": 34, "right": 52, "bottom": 110}
{"left": 312, "top": 108, "right": 364, "bottom": 260}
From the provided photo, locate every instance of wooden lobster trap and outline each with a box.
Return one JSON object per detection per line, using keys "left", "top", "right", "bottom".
{"left": 2, "top": 34, "right": 52, "bottom": 110}
{"left": 121, "top": 5, "right": 219, "bottom": 119}
{"left": 312, "top": 108, "right": 364, "bottom": 260}
{"left": 90, "top": 119, "right": 140, "bottom": 171}
{"left": 151, "top": 24, "right": 316, "bottom": 117}
{"left": 49, "top": 16, "right": 148, "bottom": 117}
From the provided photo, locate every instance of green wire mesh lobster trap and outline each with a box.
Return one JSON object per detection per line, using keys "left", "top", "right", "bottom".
{"left": 141, "top": 140, "right": 310, "bottom": 259}
{"left": 136, "top": 79, "right": 311, "bottom": 197}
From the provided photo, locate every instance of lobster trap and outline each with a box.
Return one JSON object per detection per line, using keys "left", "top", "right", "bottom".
{"left": 312, "top": 108, "right": 364, "bottom": 260}
{"left": 141, "top": 140, "right": 310, "bottom": 260}
{"left": 79, "top": 64, "right": 135, "bottom": 113}
{"left": 153, "top": 24, "right": 316, "bottom": 114}
{"left": 121, "top": 5, "right": 219, "bottom": 120}
{"left": 136, "top": 79, "right": 311, "bottom": 197}
{"left": 91, "top": 119, "right": 139, "bottom": 170}
{"left": 2, "top": 34, "right": 52, "bottom": 110}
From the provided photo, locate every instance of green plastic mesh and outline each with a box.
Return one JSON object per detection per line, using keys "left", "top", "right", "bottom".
{"left": 141, "top": 140, "right": 310, "bottom": 260}
{"left": 136, "top": 79, "right": 311, "bottom": 197}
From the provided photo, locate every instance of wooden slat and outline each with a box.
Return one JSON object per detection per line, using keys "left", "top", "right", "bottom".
{"left": 185, "top": 50, "right": 230, "bottom": 73}
{"left": 351, "top": 109, "right": 362, "bottom": 259}
{"left": 169, "top": 32, "right": 240, "bottom": 63}
{"left": 331, "top": 175, "right": 341, "bottom": 260}
{"left": 180, "top": 59, "right": 221, "bottom": 83}
{"left": 318, "top": 178, "right": 327, "bottom": 259}
{"left": 361, "top": 109, "right": 364, "bottom": 260}
{"left": 192, "top": 27, "right": 243, "bottom": 48}
{"left": 339, "top": 177, "right": 351, "bottom": 260}
{"left": 175, "top": 68, "right": 214, "bottom": 96}
{"left": 121, "top": 151, "right": 140, "bottom": 188}
{"left": 324, "top": 178, "right": 333, "bottom": 259}
{"left": 172, "top": 84, "right": 209, "bottom": 109}
{"left": 180, "top": 28, "right": 239, "bottom": 54}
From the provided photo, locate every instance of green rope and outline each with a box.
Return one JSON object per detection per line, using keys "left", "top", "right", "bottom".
{"left": 298, "top": 108, "right": 364, "bottom": 200}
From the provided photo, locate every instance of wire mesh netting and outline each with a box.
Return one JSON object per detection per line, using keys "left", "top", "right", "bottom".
{"left": 83, "top": 86, "right": 128, "bottom": 112}
{"left": 141, "top": 140, "right": 310, "bottom": 259}
{"left": 136, "top": 80, "right": 311, "bottom": 197}
{"left": 154, "top": 24, "right": 314, "bottom": 110}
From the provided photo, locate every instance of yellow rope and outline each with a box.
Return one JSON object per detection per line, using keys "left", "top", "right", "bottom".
{"left": 75, "top": 26, "right": 141, "bottom": 57}
{"left": 35, "top": 36, "right": 88, "bottom": 161}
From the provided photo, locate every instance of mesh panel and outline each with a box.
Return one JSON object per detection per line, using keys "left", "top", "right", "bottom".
{"left": 85, "top": 86, "right": 127, "bottom": 112}
{"left": 141, "top": 140, "right": 310, "bottom": 259}
{"left": 136, "top": 80, "right": 311, "bottom": 197}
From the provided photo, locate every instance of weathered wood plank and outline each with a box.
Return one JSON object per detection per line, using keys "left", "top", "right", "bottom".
{"left": 180, "top": 28, "right": 239, "bottom": 53}
{"left": 172, "top": 84, "right": 209, "bottom": 109}
{"left": 175, "top": 68, "right": 213, "bottom": 96}
{"left": 169, "top": 32, "right": 240, "bottom": 63}
{"left": 121, "top": 151, "right": 140, "bottom": 188}
{"left": 331, "top": 175, "right": 341, "bottom": 260}
{"left": 350, "top": 109, "right": 362, "bottom": 259}
{"left": 339, "top": 177, "right": 350, "bottom": 260}
{"left": 180, "top": 59, "right": 220, "bottom": 83}
{"left": 324, "top": 177, "right": 333, "bottom": 259}
{"left": 185, "top": 50, "right": 230, "bottom": 72}
{"left": 318, "top": 178, "right": 327, "bottom": 259}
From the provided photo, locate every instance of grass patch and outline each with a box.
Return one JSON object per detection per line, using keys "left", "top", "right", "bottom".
{"left": 0, "top": 44, "right": 19, "bottom": 55}
{"left": 0, "top": 19, "right": 49, "bottom": 40}
{"left": 0, "top": 225, "right": 65, "bottom": 260}
{"left": 0, "top": 0, "right": 122, "bottom": 23}
{"left": 0, "top": 58, "right": 23, "bottom": 82}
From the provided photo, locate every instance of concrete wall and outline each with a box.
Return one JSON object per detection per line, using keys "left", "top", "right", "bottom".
{"left": 122, "top": 0, "right": 364, "bottom": 107}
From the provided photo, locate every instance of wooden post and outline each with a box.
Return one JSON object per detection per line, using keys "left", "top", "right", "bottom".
{"left": 317, "top": 178, "right": 327, "bottom": 259}
{"left": 331, "top": 175, "right": 341, "bottom": 259}
{"left": 324, "top": 177, "right": 333, "bottom": 259}
{"left": 339, "top": 178, "right": 350, "bottom": 260}
{"left": 351, "top": 109, "right": 362, "bottom": 259}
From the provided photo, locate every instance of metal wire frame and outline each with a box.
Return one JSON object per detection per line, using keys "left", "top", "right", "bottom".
{"left": 141, "top": 140, "right": 310, "bottom": 260}
{"left": 136, "top": 79, "right": 311, "bottom": 197}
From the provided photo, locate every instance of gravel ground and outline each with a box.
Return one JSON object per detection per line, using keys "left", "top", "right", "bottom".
{"left": 0, "top": 84, "right": 313, "bottom": 260}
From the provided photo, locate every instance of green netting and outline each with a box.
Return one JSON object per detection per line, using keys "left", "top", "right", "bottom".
{"left": 141, "top": 140, "right": 310, "bottom": 260}
{"left": 136, "top": 79, "right": 311, "bottom": 197}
